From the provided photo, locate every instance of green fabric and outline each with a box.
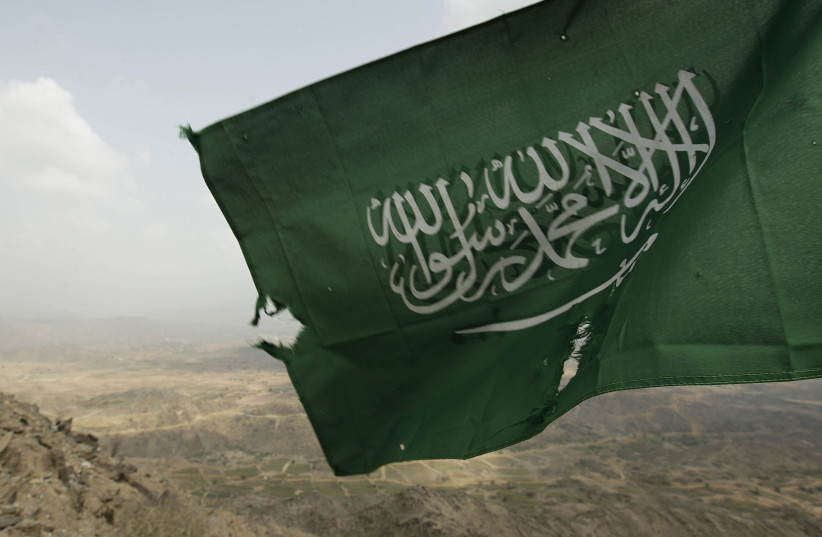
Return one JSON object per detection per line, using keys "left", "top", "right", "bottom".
{"left": 187, "top": 0, "right": 822, "bottom": 476}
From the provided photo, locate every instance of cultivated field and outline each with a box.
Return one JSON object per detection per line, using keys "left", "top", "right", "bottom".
{"left": 1, "top": 316, "right": 820, "bottom": 536}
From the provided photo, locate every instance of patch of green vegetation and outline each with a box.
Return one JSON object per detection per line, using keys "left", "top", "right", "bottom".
{"left": 383, "top": 466, "right": 406, "bottom": 483}
{"left": 376, "top": 481, "right": 407, "bottom": 494}
{"left": 224, "top": 481, "right": 257, "bottom": 491}
{"left": 171, "top": 474, "right": 207, "bottom": 489}
{"left": 224, "top": 466, "right": 259, "bottom": 478}
{"left": 342, "top": 479, "right": 377, "bottom": 495}
{"left": 197, "top": 466, "right": 223, "bottom": 477}
{"left": 287, "top": 480, "right": 315, "bottom": 494}
{"left": 262, "top": 485, "right": 294, "bottom": 498}
{"left": 286, "top": 462, "right": 311, "bottom": 474}
{"left": 173, "top": 467, "right": 201, "bottom": 476}
{"left": 261, "top": 457, "right": 290, "bottom": 472}
{"left": 394, "top": 462, "right": 436, "bottom": 483}
{"left": 484, "top": 455, "right": 520, "bottom": 468}
{"left": 209, "top": 482, "right": 256, "bottom": 499}
{"left": 427, "top": 461, "right": 457, "bottom": 472}
{"left": 314, "top": 480, "right": 347, "bottom": 498}
{"left": 496, "top": 467, "right": 528, "bottom": 477}
{"left": 207, "top": 476, "right": 226, "bottom": 488}
{"left": 463, "top": 459, "right": 492, "bottom": 472}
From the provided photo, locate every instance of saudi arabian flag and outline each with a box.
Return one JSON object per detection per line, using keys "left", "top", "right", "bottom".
{"left": 185, "top": 0, "right": 822, "bottom": 476}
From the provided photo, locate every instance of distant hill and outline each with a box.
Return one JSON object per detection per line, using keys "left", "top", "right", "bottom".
{"left": 0, "top": 315, "right": 264, "bottom": 351}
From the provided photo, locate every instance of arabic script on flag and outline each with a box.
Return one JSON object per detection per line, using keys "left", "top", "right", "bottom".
{"left": 367, "top": 70, "right": 716, "bottom": 332}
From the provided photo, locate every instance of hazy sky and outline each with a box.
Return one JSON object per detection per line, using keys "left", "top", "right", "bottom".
{"left": 1, "top": 0, "right": 537, "bottom": 325}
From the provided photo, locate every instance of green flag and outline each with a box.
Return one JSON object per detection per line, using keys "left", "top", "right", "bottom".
{"left": 186, "top": 0, "right": 822, "bottom": 475}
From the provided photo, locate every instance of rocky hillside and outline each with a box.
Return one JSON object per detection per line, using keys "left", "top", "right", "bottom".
{"left": 0, "top": 393, "right": 254, "bottom": 537}
{"left": 265, "top": 480, "right": 822, "bottom": 537}
{"left": 2, "top": 329, "right": 820, "bottom": 537}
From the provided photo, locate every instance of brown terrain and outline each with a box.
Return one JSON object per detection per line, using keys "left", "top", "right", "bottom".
{"left": 0, "top": 315, "right": 820, "bottom": 536}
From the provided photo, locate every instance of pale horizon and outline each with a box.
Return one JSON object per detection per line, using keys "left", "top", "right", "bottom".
{"left": 1, "top": 0, "right": 539, "bottom": 327}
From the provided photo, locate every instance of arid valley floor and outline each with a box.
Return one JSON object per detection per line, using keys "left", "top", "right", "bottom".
{"left": 1, "top": 316, "right": 820, "bottom": 536}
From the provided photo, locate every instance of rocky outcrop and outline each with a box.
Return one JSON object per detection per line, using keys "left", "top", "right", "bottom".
{"left": 0, "top": 393, "right": 252, "bottom": 537}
